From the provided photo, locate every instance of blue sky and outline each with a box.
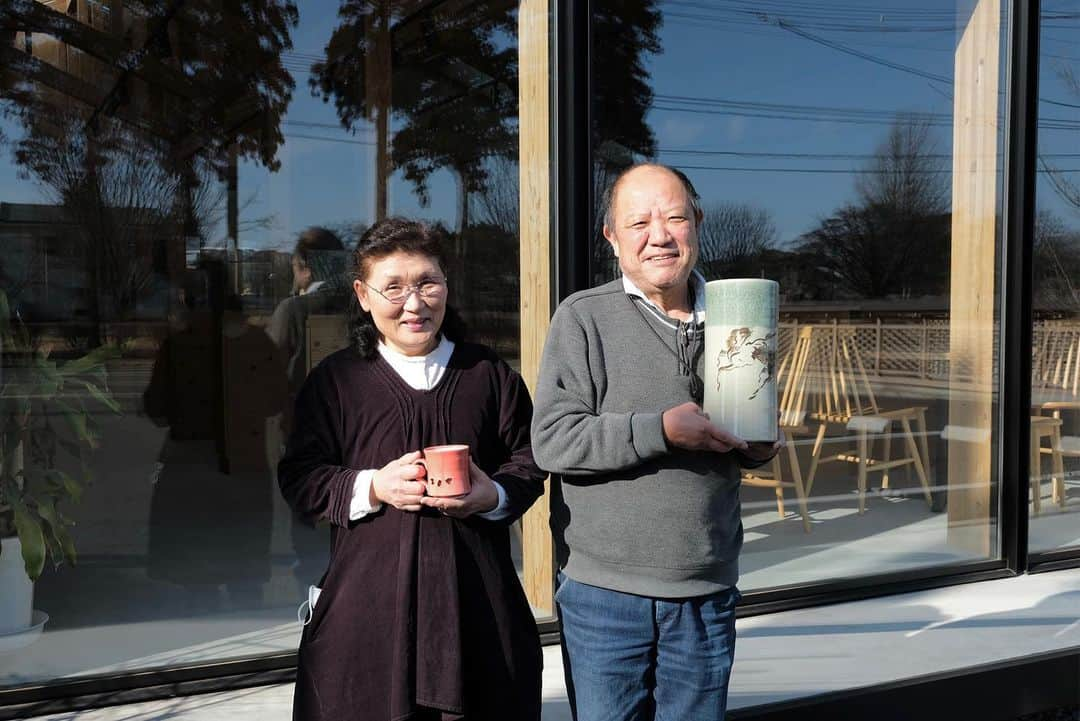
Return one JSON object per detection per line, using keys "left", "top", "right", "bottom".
{"left": 2, "top": 0, "right": 1079, "bottom": 251}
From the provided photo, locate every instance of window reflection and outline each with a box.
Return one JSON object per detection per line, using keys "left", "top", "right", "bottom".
{"left": 592, "top": 0, "right": 1007, "bottom": 589}
{"left": 1030, "top": 0, "right": 1080, "bottom": 552}
{"left": 0, "top": 0, "right": 526, "bottom": 687}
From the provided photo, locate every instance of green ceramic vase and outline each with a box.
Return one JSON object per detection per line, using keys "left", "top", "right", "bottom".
{"left": 703, "top": 278, "right": 779, "bottom": 442}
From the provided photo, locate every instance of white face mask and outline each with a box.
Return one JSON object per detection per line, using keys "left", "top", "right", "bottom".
{"left": 297, "top": 585, "right": 322, "bottom": 626}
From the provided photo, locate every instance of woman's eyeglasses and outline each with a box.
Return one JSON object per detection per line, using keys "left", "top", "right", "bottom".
{"left": 365, "top": 278, "right": 447, "bottom": 305}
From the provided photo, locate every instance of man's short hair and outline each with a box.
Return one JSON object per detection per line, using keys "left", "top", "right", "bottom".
{"left": 601, "top": 163, "right": 702, "bottom": 230}
{"left": 294, "top": 227, "right": 345, "bottom": 284}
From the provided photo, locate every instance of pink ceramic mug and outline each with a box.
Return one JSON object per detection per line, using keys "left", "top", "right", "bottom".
{"left": 417, "top": 444, "right": 471, "bottom": 498}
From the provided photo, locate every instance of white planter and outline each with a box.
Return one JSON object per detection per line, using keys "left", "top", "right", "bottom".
{"left": 0, "top": 535, "right": 34, "bottom": 634}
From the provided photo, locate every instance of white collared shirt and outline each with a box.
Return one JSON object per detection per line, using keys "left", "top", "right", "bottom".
{"left": 621, "top": 269, "right": 707, "bottom": 328}
{"left": 300, "top": 280, "right": 326, "bottom": 296}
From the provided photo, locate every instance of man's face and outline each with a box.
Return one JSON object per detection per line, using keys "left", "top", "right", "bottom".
{"left": 603, "top": 166, "right": 701, "bottom": 299}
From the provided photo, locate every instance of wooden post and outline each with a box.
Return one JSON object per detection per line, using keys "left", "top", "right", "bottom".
{"left": 946, "top": 0, "right": 1000, "bottom": 555}
{"left": 875, "top": 318, "right": 882, "bottom": 375}
{"left": 365, "top": 4, "right": 391, "bottom": 221}
{"left": 518, "top": 0, "right": 553, "bottom": 618}
{"left": 920, "top": 319, "right": 929, "bottom": 379}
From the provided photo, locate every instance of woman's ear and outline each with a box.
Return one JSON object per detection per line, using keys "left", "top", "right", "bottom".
{"left": 354, "top": 279, "right": 372, "bottom": 313}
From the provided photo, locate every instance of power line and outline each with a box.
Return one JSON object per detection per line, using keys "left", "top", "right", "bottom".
{"left": 283, "top": 133, "right": 376, "bottom": 146}
{"left": 659, "top": 147, "right": 1080, "bottom": 161}
{"left": 671, "top": 163, "right": 1080, "bottom": 174}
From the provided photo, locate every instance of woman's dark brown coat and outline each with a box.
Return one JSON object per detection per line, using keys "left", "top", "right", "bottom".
{"left": 278, "top": 343, "right": 544, "bottom": 721}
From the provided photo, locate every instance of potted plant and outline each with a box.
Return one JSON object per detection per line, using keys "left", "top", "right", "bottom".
{"left": 0, "top": 290, "right": 119, "bottom": 638}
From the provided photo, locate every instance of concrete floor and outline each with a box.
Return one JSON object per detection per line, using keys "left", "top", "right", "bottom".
{"left": 16, "top": 568, "right": 1080, "bottom": 720}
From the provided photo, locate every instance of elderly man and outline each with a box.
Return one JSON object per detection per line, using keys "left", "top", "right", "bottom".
{"left": 532, "top": 163, "right": 779, "bottom": 721}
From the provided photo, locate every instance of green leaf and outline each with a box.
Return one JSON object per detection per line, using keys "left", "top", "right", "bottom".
{"left": 32, "top": 356, "right": 61, "bottom": 397}
{"left": 41, "top": 521, "right": 62, "bottom": 567}
{"left": 82, "top": 381, "right": 121, "bottom": 414}
{"left": 35, "top": 498, "right": 74, "bottom": 566}
{"left": 44, "top": 469, "right": 82, "bottom": 503}
{"left": 12, "top": 503, "right": 45, "bottom": 581}
{"left": 57, "top": 437, "right": 84, "bottom": 460}
{"left": 55, "top": 521, "right": 76, "bottom": 566}
{"left": 54, "top": 399, "right": 97, "bottom": 448}
{"left": 58, "top": 345, "right": 120, "bottom": 378}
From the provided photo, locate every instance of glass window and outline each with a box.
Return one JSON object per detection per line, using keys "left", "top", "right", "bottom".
{"left": 1030, "top": 0, "right": 1080, "bottom": 553}
{"left": 591, "top": 0, "right": 1007, "bottom": 590}
{"left": 0, "top": 0, "right": 542, "bottom": 687}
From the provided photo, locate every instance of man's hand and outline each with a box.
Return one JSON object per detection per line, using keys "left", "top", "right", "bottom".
{"left": 371, "top": 451, "right": 426, "bottom": 512}
{"left": 420, "top": 459, "right": 500, "bottom": 518}
{"left": 741, "top": 439, "right": 783, "bottom": 463}
{"left": 662, "top": 402, "right": 748, "bottom": 454}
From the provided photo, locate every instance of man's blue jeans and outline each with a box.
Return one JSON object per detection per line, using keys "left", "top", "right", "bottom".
{"left": 556, "top": 573, "right": 739, "bottom": 721}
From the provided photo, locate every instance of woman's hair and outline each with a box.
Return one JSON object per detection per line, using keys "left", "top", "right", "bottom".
{"left": 347, "top": 217, "right": 466, "bottom": 359}
{"left": 294, "top": 226, "right": 346, "bottom": 287}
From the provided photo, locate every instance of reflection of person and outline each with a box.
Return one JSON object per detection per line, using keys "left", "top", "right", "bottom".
{"left": 144, "top": 266, "right": 272, "bottom": 610}
{"left": 268, "top": 227, "right": 349, "bottom": 398}
{"left": 268, "top": 228, "right": 349, "bottom": 591}
{"left": 278, "top": 217, "right": 544, "bottom": 721}
{"left": 532, "top": 164, "right": 780, "bottom": 721}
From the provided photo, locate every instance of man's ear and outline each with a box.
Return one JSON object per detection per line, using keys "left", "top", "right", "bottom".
{"left": 694, "top": 207, "right": 704, "bottom": 228}
{"left": 603, "top": 225, "right": 619, "bottom": 258}
{"left": 354, "top": 279, "right": 372, "bottom": 312}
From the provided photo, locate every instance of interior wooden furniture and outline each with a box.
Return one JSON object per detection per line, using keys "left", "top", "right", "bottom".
{"left": 741, "top": 326, "right": 813, "bottom": 533}
{"left": 1030, "top": 415, "right": 1066, "bottom": 514}
{"left": 1030, "top": 321, "right": 1080, "bottom": 513}
{"left": 1032, "top": 321, "right": 1080, "bottom": 410}
{"left": 782, "top": 325, "right": 934, "bottom": 515}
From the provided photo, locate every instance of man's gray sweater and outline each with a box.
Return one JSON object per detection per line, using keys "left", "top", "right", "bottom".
{"left": 532, "top": 279, "right": 744, "bottom": 598}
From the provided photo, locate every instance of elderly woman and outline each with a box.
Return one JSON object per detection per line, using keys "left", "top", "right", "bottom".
{"left": 278, "top": 217, "right": 544, "bottom": 721}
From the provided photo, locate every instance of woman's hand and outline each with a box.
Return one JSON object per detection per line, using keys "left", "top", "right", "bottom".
{"left": 371, "top": 451, "right": 426, "bottom": 512}
{"left": 420, "top": 459, "right": 499, "bottom": 519}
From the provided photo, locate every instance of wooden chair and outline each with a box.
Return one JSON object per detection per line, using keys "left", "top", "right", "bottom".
{"left": 1032, "top": 321, "right": 1080, "bottom": 408}
{"left": 741, "top": 326, "right": 814, "bottom": 533}
{"left": 1030, "top": 321, "right": 1080, "bottom": 512}
{"left": 1030, "top": 415, "right": 1067, "bottom": 514}
{"left": 797, "top": 326, "right": 934, "bottom": 514}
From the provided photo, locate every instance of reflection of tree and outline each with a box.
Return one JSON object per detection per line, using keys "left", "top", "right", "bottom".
{"left": 15, "top": 117, "right": 225, "bottom": 321}
{"left": 310, "top": 0, "right": 518, "bottom": 231}
{"left": 1035, "top": 65, "right": 1080, "bottom": 315}
{"left": 0, "top": 1, "right": 299, "bottom": 333}
{"left": 1034, "top": 208, "right": 1080, "bottom": 312}
{"left": 592, "top": 2, "right": 661, "bottom": 171}
{"left": 591, "top": 1, "right": 662, "bottom": 284}
{"left": 470, "top": 155, "right": 519, "bottom": 238}
{"left": 797, "top": 116, "right": 951, "bottom": 299}
{"left": 1041, "top": 65, "right": 1080, "bottom": 224}
{"left": 310, "top": 0, "right": 661, "bottom": 290}
{"left": 856, "top": 114, "right": 948, "bottom": 218}
{"left": 698, "top": 203, "right": 778, "bottom": 280}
